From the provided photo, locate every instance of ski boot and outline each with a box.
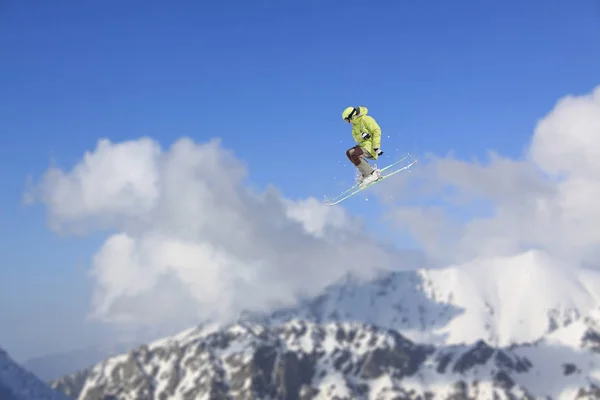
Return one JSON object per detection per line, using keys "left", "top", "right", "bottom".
{"left": 358, "top": 165, "right": 382, "bottom": 189}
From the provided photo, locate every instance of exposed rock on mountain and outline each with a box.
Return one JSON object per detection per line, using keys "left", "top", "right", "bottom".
{"left": 51, "top": 319, "right": 600, "bottom": 399}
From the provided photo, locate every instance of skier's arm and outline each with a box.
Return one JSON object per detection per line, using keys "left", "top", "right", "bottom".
{"left": 364, "top": 116, "right": 382, "bottom": 149}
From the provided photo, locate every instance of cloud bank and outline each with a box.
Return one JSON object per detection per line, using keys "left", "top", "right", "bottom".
{"left": 26, "top": 137, "right": 406, "bottom": 330}
{"left": 383, "top": 85, "right": 600, "bottom": 267}
{"left": 25, "top": 85, "right": 600, "bottom": 337}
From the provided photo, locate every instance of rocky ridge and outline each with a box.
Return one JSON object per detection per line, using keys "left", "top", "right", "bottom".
{"left": 51, "top": 318, "right": 600, "bottom": 400}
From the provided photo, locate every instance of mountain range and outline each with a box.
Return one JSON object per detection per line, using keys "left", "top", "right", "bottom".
{"left": 45, "top": 249, "right": 600, "bottom": 399}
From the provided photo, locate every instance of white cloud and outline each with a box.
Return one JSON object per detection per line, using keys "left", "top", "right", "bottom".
{"left": 24, "top": 85, "right": 600, "bottom": 344}
{"left": 32, "top": 138, "right": 162, "bottom": 232}
{"left": 26, "top": 136, "right": 407, "bottom": 331}
{"left": 383, "top": 85, "right": 600, "bottom": 266}
{"left": 530, "top": 86, "right": 600, "bottom": 178}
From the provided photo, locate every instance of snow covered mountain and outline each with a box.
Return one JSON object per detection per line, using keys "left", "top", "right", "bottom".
{"left": 49, "top": 250, "right": 600, "bottom": 399}
{"left": 0, "top": 346, "right": 70, "bottom": 400}
{"left": 263, "top": 250, "right": 600, "bottom": 348}
{"left": 50, "top": 319, "right": 599, "bottom": 399}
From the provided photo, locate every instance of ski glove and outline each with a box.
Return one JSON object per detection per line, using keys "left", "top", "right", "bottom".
{"left": 361, "top": 132, "right": 371, "bottom": 140}
{"left": 374, "top": 148, "right": 383, "bottom": 156}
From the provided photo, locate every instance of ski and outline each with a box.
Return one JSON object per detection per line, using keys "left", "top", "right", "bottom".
{"left": 324, "top": 158, "right": 417, "bottom": 206}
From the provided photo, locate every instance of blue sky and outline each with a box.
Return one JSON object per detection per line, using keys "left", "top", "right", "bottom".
{"left": 1, "top": 0, "right": 599, "bottom": 362}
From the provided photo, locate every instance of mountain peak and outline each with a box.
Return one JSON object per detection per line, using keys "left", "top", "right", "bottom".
{"left": 260, "top": 251, "right": 600, "bottom": 348}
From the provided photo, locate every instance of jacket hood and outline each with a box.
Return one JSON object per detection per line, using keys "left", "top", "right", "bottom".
{"left": 351, "top": 106, "right": 369, "bottom": 125}
{"left": 356, "top": 106, "right": 368, "bottom": 116}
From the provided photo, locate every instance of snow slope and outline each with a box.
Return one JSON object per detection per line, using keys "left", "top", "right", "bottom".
{"left": 0, "top": 346, "right": 70, "bottom": 400}
{"left": 265, "top": 250, "right": 600, "bottom": 347}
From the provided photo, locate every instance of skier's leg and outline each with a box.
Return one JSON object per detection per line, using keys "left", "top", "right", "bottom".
{"left": 346, "top": 146, "right": 374, "bottom": 177}
{"left": 346, "top": 146, "right": 382, "bottom": 187}
{"left": 362, "top": 150, "right": 380, "bottom": 175}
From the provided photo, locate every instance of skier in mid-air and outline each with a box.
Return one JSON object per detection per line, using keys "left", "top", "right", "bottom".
{"left": 342, "top": 106, "right": 383, "bottom": 188}
{"left": 325, "top": 106, "right": 415, "bottom": 206}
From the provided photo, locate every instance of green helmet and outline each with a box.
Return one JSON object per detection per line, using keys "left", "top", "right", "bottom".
{"left": 342, "top": 106, "right": 359, "bottom": 121}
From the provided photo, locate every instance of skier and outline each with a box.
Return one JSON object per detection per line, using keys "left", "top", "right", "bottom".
{"left": 342, "top": 106, "right": 383, "bottom": 187}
